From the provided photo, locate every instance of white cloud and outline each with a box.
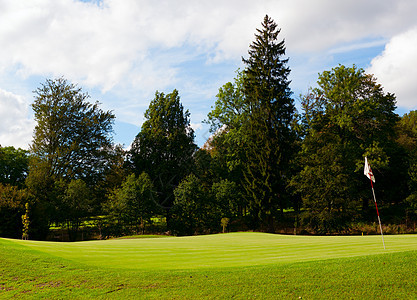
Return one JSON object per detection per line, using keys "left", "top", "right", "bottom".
{"left": 1, "top": 0, "right": 417, "bottom": 92}
{"left": 328, "top": 39, "right": 388, "bottom": 55}
{"left": 368, "top": 27, "right": 417, "bottom": 110}
{"left": 0, "top": 89, "right": 34, "bottom": 149}
{"left": 190, "top": 122, "right": 203, "bottom": 131}
{"left": 277, "top": 0, "right": 417, "bottom": 53}
{"left": 1, "top": 0, "right": 417, "bottom": 147}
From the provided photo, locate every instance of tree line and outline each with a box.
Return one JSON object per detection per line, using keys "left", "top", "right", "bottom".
{"left": 1, "top": 15, "right": 416, "bottom": 240}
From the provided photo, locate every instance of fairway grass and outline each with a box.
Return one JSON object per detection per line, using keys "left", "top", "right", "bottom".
{"left": 1, "top": 233, "right": 417, "bottom": 299}
{"left": 8, "top": 232, "right": 417, "bottom": 270}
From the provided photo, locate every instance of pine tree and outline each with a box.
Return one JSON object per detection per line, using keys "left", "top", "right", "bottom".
{"left": 241, "top": 15, "right": 295, "bottom": 231}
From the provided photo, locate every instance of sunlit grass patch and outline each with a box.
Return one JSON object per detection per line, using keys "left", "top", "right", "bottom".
{"left": 1, "top": 233, "right": 416, "bottom": 299}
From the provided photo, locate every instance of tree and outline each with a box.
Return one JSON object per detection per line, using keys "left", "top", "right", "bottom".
{"left": 206, "top": 69, "right": 249, "bottom": 133}
{"left": 291, "top": 65, "right": 401, "bottom": 233}
{"left": 221, "top": 217, "right": 230, "bottom": 233}
{"left": 290, "top": 133, "right": 352, "bottom": 233}
{"left": 130, "top": 90, "right": 196, "bottom": 227}
{"left": 105, "top": 173, "right": 156, "bottom": 235}
{"left": 0, "top": 146, "right": 30, "bottom": 238}
{"left": 240, "top": 15, "right": 296, "bottom": 231}
{"left": 172, "top": 174, "right": 213, "bottom": 235}
{"left": 0, "top": 183, "right": 27, "bottom": 238}
{"left": 205, "top": 70, "right": 249, "bottom": 187}
{"left": 397, "top": 111, "right": 417, "bottom": 227}
{"left": 26, "top": 78, "right": 115, "bottom": 239}
{"left": 100, "top": 144, "right": 129, "bottom": 193}
{"left": 211, "top": 179, "right": 243, "bottom": 219}
{"left": 29, "top": 78, "right": 115, "bottom": 185}
{"left": 0, "top": 146, "right": 29, "bottom": 187}
{"left": 54, "top": 179, "right": 92, "bottom": 241}
{"left": 205, "top": 71, "right": 254, "bottom": 227}
{"left": 22, "top": 202, "right": 30, "bottom": 240}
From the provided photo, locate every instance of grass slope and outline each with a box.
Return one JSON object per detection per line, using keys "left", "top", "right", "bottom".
{"left": 9, "top": 232, "right": 417, "bottom": 269}
{"left": 1, "top": 233, "right": 417, "bottom": 299}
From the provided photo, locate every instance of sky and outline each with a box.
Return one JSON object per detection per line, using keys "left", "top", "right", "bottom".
{"left": 1, "top": 0, "right": 417, "bottom": 149}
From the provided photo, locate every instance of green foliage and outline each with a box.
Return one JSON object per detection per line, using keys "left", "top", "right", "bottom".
{"left": 192, "top": 149, "right": 217, "bottom": 185}
{"left": 50, "top": 179, "right": 93, "bottom": 241}
{"left": 397, "top": 111, "right": 417, "bottom": 183}
{"left": 205, "top": 16, "right": 297, "bottom": 232}
{"left": 397, "top": 111, "right": 417, "bottom": 223}
{"left": 220, "top": 217, "right": 229, "bottom": 233}
{"left": 21, "top": 202, "right": 30, "bottom": 240}
{"left": 205, "top": 71, "right": 248, "bottom": 185}
{"left": 172, "top": 175, "right": 244, "bottom": 236}
{"left": 0, "top": 146, "right": 29, "bottom": 187}
{"left": 130, "top": 90, "right": 196, "bottom": 222}
{"left": 172, "top": 174, "right": 208, "bottom": 235}
{"left": 26, "top": 77, "right": 115, "bottom": 240}
{"left": 291, "top": 134, "right": 354, "bottom": 233}
{"left": 105, "top": 173, "right": 156, "bottom": 235}
{"left": 211, "top": 179, "right": 242, "bottom": 218}
{"left": 64, "top": 179, "right": 92, "bottom": 241}
{"left": 292, "top": 65, "right": 402, "bottom": 233}
{"left": 29, "top": 77, "right": 115, "bottom": 185}
{"left": 240, "top": 15, "right": 295, "bottom": 231}
{"left": 100, "top": 144, "right": 129, "bottom": 193}
{"left": 204, "top": 71, "right": 252, "bottom": 228}
{"left": 397, "top": 111, "right": 417, "bottom": 152}
{"left": 2, "top": 16, "right": 417, "bottom": 238}
{"left": 0, "top": 183, "right": 27, "bottom": 238}
{"left": 206, "top": 69, "right": 248, "bottom": 133}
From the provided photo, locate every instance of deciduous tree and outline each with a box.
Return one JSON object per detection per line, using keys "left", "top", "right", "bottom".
{"left": 55, "top": 179, "right": 92, "bottom": 241}
{"left": 0, "top": 183, "right": 27, "bottom": 238}
{"left": 0, "top": 146, "right": 29, "bottom": 187}
{"left": 105, "top": 173, "right": 155, "bottom": 235}
{"left": 130, "top": 90, "right": 196, "bottom": 228}
{"left": 397, "top": 111, "right": 417, "bottom": 226}
{"left": 26, "top": 78, "right": 115, "bottom": 239}
{"left": 291, "top": 65, "right": 401, "bottom": 233}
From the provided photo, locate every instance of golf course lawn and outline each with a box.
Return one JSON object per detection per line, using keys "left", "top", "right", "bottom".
{"left": 1, "top": 232, "right": 416, "bottom": 298}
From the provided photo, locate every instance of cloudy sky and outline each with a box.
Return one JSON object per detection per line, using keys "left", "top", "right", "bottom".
{"left": 1, "top": 0, "right": 416, "bottom": 149}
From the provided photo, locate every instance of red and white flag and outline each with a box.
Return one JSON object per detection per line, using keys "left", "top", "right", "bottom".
{"left": 364, "top": 157, "right": 375, "bottom": 183}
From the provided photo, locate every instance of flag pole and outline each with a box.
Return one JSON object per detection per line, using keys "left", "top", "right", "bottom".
{"left": 364, "top": 157, "right": 385, "bottom": 250}
{"left": 369, "top": 175, "right": 386, "bottom": 250}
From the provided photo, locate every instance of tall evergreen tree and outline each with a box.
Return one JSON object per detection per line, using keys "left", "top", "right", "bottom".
{"left": 241, "top": 15, "right": 296, "bottom": 231}
{"left": 130, "top": 90, "right": 196, "bottom": 227}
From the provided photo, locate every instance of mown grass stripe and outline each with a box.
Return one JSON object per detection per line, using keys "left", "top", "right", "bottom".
{"left": 7, "top": 232, "right": 417, "bottom": 270}
{"left": 1, "top": 235, "right": 416, "bottom": 299}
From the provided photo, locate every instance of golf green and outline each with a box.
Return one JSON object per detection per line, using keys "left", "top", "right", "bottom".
{"left": 10, "top": 232, "right": 417, "bottom": 270}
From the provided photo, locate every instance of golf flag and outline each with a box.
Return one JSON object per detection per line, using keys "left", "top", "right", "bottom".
{"left": 364, "top": 157, "right": 375, "bottom": 183}
{"left": 364, "top": 156, "right": 385, "bottom": 249}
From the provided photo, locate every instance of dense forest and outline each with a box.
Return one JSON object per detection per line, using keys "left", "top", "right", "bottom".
{"left": 1, "top": 15, "right": 416, "bottom": 241}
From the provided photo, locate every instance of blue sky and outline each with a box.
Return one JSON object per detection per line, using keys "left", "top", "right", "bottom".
{"left": 1, "top": 0, "right": 416, "bottom": 149}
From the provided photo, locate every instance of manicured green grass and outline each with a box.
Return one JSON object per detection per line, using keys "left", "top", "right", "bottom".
{"left": 1, "top": 233, "right": 417, "bottom": 299}
{"left": 9, "top": 232, "right": 417, "bottom": 270}
{"left": 112, "top": 234, "right": 169, "bottom": 240}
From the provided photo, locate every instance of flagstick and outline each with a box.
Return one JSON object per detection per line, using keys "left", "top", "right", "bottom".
{"left": 369, "top": 178, "right": 386, "bottom": 250}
